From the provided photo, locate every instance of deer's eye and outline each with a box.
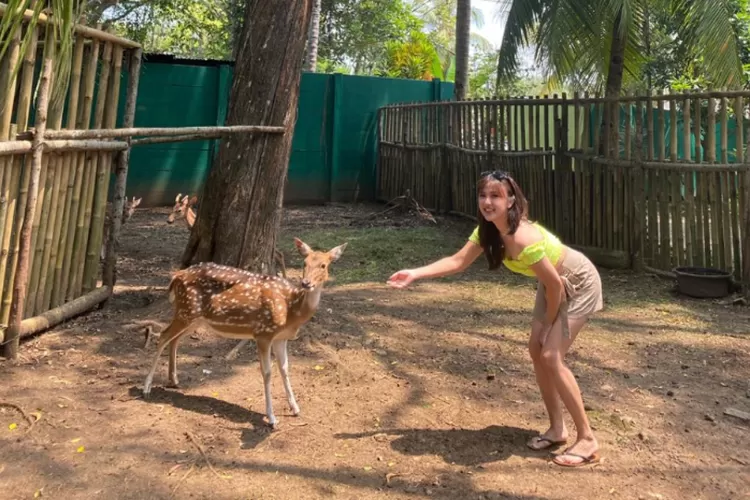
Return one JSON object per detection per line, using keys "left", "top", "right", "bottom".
{"left": 320, "top": 264, "right": 326, "bottom": 269}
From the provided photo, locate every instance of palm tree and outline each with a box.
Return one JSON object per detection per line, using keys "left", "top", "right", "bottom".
{"left": 410, "top": 0, "right": 492, "bottom": 92}
{"left": 454, "top": 0, "right": 471, "bottom": 99}
{"left": 303, "top": 0, "right": 321, "bottom": 72}
{"left": 496, "top": 0, "right": 742, "bottom": 96}
{"left": 495, "top": 0, "right": 743, "bottom": 154}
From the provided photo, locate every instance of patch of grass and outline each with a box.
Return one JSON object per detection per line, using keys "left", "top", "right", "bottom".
{"left": 280, "top": 226, "right": 468, "bottom": 285}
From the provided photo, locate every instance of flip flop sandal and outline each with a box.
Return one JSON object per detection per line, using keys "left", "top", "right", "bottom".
{"left": 552, "top": 452, "right": 601, "bottom": 468}
{"left": 526, "top": 436, "right": 567, "bottom": 451}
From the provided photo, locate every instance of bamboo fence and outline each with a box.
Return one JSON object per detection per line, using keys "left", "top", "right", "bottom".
{"left": 378, "top": 91, "right": 750, "bottom": 287}
{"left": 0, "top": 6, "right": 286, "bottom": 358}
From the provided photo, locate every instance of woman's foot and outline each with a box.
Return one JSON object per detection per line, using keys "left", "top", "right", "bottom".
{"left": 526, "top": 428, "right": 568, "bottom": 451}
{"left": 552, "top": 436, "right": 600, "bottom": 467}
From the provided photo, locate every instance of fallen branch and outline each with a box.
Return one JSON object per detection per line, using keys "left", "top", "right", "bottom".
{"left": 185, "top": 431, "right": 226, "bottom": 480}
{"left": 0, "top": 401, "right": 36, "bottom": 432}
{"left": 358, "top": 190, "right": 436, "bottom": 224}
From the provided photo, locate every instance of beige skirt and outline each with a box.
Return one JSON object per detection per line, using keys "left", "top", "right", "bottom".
{"left": 532, "top": 247, "right": 603, "bottom": 337}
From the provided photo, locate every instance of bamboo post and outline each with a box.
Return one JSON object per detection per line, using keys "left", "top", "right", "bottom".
{"left": 3, "top": 57, "right": 52, "bottom": 359}
{"left": 0, "top": 25, "right": 38, "bottom": 327}
{"left": 32, "top": 33, "right": 78, "bottom": 315}
{"left": 72, "top": 41, "right": 112, "bottom": 298}
{"left": 62, "top": 37, "right": 100, "bottom": 302}
{"left": 669, "top": 95, "right": 682, "bottom": 266}
{"left": 720, "top": 95, "right": 732, "bottom": 272}
{"left": 0, "top": 25, "right": 21, "bottom": 235}
{"left": 84, "top": 43, "right": 124, "bottom": 293}
{"left": 25, "top": 28, "right": 58, "bottom": 318}
{"left": 50, "top": 35, "right": 86, "bottom": 309}
{"left": 632, "top": 98, "right": 645, "bottom": 271}
{"left": 733, "top": 96, "right": 743, "bottom": 280}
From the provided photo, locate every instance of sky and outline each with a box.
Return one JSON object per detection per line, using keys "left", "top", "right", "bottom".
{"left": 473, "top": 0, "right": 509, "bottom": 50}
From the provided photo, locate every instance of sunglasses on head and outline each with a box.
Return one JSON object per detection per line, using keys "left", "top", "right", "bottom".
{"left": 480, "top": 170, "right": 511, "bottom": 180}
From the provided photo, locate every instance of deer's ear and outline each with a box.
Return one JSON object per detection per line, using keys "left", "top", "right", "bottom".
{"left": 328, "top": 242, "right": 347, "bottom": 261}
{"left": 175, "top": 193, "right": 182, "bottom": 203}
{"left": 188, "top": 195, "right": 198, "bottom": 205}
{"left": 294, "top": 237, "right": 312, "bottom": 256}
{"left": 133, "top": 197, "right": 142, "bottom": 207}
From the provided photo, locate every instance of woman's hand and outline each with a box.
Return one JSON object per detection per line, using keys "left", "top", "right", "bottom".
{"left": 387, "top": 269, "right": 417, "bottom": 289}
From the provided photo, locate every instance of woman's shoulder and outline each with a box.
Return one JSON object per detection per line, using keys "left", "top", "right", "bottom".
{"left": 512, "top": 220, "right": 545, "bottom": 247}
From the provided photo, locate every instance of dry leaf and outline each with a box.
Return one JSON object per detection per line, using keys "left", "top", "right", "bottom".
{"left": 363, "top": 466, "right": 372, "bottom": 471}
{"left": 168, "top": 464, "right": 183, "bottom": 476}
{"left": 8, "top": 423, "right": 17, "bottom": 431}
{"left": 34, "top": 488, "right": 43, "bottom": 498}
{"left": 30, "top": 412, "right": 42, "bottom": 422}
{"left": 70, "top": 438, "right": 81, "bottom": 443}
{"left": 76, "top": 446, "right": 85, "bottom": 453}
{"left": 313, "top": 365, "right": 324, "bottom": 371}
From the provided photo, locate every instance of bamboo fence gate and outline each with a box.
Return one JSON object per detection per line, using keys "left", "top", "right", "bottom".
{"left": 378, "top": 92, "right": 750, "bottom": 290}
{"left": 0, "top": 6, "right": 285, "bottom": 358}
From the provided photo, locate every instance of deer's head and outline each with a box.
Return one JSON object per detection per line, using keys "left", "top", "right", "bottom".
{"left": 294, "top": 237, "right": 347, "bottom": 290}
{"left": 123, "top": 196, "right": 142, "bottom": 221}
{"left": 167, "top": 193, "right": 197, "bottom": 224}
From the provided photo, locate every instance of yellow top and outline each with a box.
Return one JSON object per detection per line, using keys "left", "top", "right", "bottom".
{"left": 468, "top": 222, "right": 564, "bottom": 277}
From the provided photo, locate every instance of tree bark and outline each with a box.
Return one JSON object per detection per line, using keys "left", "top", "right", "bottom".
{"left": 181, "top": 0, "right": 312, "bottom": 273}
{"left": 304, "top": 0, "right": 321, "bottom": 72}
{"left": 454, "top": 0, "right": 471, "bottom": 100}
{"left": 602, "top": 10, "right": 628, "bottom": 157}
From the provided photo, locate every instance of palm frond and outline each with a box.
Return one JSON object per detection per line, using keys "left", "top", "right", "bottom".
{"left": 496, "top": 0, "right": 545, "bottom": 83}
{"left": 470, "top": 32, "right": 493, "bottom": 52}
{"left": 534, "top": 0, "right": 602, "bottom": 85}
{"left": 676, "top": 0, "right": 743, "bottom": 88}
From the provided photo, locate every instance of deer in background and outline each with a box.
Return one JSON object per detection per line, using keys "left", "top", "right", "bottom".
{"left": 142, "top": 237, "right": 348, "bottom": 428}
{"left": 167, "top": 192, "right": 288, "bottom": 279}
{"left": 167, "top": 193, "right": 197, "bottom": 228}
{"left": 101, "top": 196, "right": 142, "bottom": 260}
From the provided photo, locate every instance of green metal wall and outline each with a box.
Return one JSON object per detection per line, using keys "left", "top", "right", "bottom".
{"left": 117, "top": 55, "right": 454, "bottom": 206}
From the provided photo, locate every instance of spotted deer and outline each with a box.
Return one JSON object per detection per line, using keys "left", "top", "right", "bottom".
{"left": 101, "top": 196, "right": 142, "bottom": 260}
{"left": 142, "top": 237, "right": 347, "bottom": 428}
{"left": 167, "top": 193, "right": 197, "bottom": 227}
{"left": 166, "top": 193, "right": 287, "bottom": 279}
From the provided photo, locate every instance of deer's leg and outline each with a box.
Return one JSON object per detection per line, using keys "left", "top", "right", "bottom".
{"left": 167, "top": 328, "right": 191, "bottom": 388}
{"left": 143, "top": 319, "right": 190, "bottom": 397}
{"left": 257, "top": 338, "right": 277, "bottom": 428}
{"left": 272, "top": 338, "right": 300, "bottom": 416}
{"left": 225, "top": 339, "right": 250, "bottom": 360}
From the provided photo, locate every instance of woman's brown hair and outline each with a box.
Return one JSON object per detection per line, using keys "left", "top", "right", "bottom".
{"left": 476, "top": 170, "right": 529, "bottom": 270}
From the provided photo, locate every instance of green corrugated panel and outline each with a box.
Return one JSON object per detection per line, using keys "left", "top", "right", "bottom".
{"left": 122, "top": 61, "right": 220, "bottom": 206}
{"left": 287, "top": 72, "right": 333, "bottom": 203}
{"left": 116, "top": 56, "right": 453, "bottom": 206}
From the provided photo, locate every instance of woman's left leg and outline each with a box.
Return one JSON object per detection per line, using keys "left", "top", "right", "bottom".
{"left": 540, "top": 314, "right": 600, "bottom": 466}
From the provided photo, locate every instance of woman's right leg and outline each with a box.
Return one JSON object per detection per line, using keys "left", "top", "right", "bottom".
{"left": 527, "top": 319, "right": 568, "bottom": 449}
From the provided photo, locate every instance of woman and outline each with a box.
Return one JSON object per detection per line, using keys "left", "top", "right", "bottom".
{"left": 387, "top": 170, "right": 603, "bottom": 468}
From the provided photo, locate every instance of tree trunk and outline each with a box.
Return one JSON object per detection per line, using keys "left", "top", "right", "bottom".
{"left": 454, "top": 0, "right": 471, "bottom": 100}
{"left": 304, "top": 0, "right": 321, "bottom": 72}
{"left": 181, "top": 0, "right": 312, "bottom": 273}
{"left": 601, "top": 10, "right": 627, "bottom": 157}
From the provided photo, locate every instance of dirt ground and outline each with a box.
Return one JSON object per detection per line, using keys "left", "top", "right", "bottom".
{"left": 1, "top": 202, "right": 749, "bottom": 500}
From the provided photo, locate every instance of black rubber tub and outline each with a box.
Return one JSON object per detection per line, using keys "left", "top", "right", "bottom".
{"left": 673, "top": 266, "right": 733, "bottom": 298}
